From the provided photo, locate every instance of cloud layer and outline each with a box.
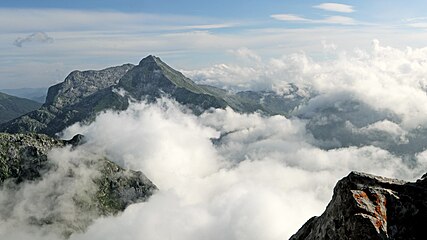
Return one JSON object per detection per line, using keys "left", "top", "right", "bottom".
{"left": 49, "top": 97, "right": 422, "bottom": 239}
{"left": 2, "top": 94, "right": 426, "bottom": 240}
{"left": 270, "top": 14, "right": 357, "bottom": 25}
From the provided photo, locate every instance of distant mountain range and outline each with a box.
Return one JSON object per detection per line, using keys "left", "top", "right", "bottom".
{"left": 0, "top": 92, "right": 42, "bottom": 124}
{"left": 0, "top": 87, "right": 47, "bottom": 103}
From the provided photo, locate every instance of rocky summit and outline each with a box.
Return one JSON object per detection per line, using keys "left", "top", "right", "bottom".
{"left": 0, "top": 133, "right": 157, "bottom": 236}
{"left": 290, "top": 172, "right": 427, "bottom": 240}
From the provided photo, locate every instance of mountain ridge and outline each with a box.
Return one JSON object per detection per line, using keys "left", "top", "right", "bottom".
{"left": 0, "top": 55, "right": 307, "bottom": 136}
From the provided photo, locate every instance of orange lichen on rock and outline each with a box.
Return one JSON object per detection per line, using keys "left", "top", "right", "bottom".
{"left": 352, "top": 189, "right": 388, "bottom": 235}
{"left": 353, "top": 191, "right": 368, "bottom": 204}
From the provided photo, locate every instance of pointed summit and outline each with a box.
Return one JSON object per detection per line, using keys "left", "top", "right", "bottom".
{"left": 138, "top": 55, "right": 160, "bottom": 66}
{"left": 120, "top": 55, "right": 209, "bottom": 98}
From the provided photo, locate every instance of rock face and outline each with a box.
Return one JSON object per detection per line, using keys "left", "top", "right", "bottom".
{"left": 45, "top": 64, "right": 134, "bottom": 109}
{"left": 0, "top": 92, "right": 42, "bottom": 124}
{"left": 0, "top": 133, "right": 157, "bottom": 236}
{"left": 0, "top": 56, "right": 310, "bottom": 136}
{"left": 290, "top": 172, "right": 427, "bottom": 240}
{"left": 0, "top": 64, "right": 134, "bottom": 136}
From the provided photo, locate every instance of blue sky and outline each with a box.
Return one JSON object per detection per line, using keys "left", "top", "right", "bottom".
{"left": 2, "top": 1, "right": 427, "bottom": 88}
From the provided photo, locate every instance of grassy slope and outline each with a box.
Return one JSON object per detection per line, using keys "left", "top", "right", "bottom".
{"left": 0, "top": 92, "right": 42, "bottom": 124}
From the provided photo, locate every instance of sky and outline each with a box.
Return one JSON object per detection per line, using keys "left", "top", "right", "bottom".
{"left": 2, "top": 0, "right": 427, "bottom": 88}
{"left": 4, "top": 2, "right": 427, "bottom": 239}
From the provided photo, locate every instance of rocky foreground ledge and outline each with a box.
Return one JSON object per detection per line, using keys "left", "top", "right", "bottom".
{"left": 0, "top": 133, "right": 157, "bottom": 236}
{"left": 291, "top": 171, "right": 427, "bottom": 240}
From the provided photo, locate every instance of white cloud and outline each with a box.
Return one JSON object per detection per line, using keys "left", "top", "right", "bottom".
{"left": 185, "top": 40, "right": 427, "bottom": 129}
{"left": 408, "top": 22, "right": 427, "bottom": 28}
{"left": 313, "top": 3, "right": 355, "bottom": 13}
{"left": 183, "top": 23, "right": 236, "bottom": 30}
{"left": 57, "top": 99, "right": 422, "bottom": 240}
{"left": 271, "top": 14, "right": 357, "bottom": 25}
{"left": 320, "top": 16, "right": 357, "bottom": 25}
{"left": 43, "top": 100, "right": 419, "bottom": 239}
{"left": 270, "top": 14, "right": 309, "bottom": 22}
{"left": 228, "top": 47, "right": 261, "bottom": 62}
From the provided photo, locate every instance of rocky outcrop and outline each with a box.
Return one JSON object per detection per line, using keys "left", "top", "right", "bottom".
{"left": 0, "top": 64, "right": 134, "bottom": 136}
{"left": 290, "top": 172, "right": 427, "bottom": 240}
{"left": 0, "top": 133, "right": 157, "bottom": 236}
{"left": 45, "top": 64, "right": 134, "bottom": 109}
{"left": 0, "top": 133, "right": 64, "bottom": 182}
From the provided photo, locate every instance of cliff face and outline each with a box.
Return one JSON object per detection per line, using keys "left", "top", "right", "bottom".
{"left": 290, "top": 172, "right": 427, "bottom": 240}
{"left": 45, "top": 64, "right": 134, "bottom": 109}
{"left": 0, "top": 64, "right": 134, "bottom": 136}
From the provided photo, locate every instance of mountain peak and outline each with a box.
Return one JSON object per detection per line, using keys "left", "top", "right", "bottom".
{"left": 139, "top": 55, "right": 161, "bottom": 66}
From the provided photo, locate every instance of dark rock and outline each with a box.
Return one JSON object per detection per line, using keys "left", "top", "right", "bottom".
{"left": 64, "top": 134, "right": 86, "bottom": 147}
{"left": 0, "top": 132, "right": 63, "bottom": 183}
{"left": 290, "top": 171, "right": 427, "bottom": 240}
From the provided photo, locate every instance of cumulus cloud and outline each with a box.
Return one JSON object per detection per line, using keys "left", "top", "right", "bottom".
{"left": 313, "top": 3, "right": 355, "bottom": 13}
{"left": 14, "top": 32, "right": 54, "bottom": 47}
{"left": 185, "top": 40, "right": 427, "bottom": 129}
{"left": 229, "top": 47, "right": 261, "bottom": 62}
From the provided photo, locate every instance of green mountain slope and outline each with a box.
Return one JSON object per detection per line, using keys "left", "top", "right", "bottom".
{"left": 0, "top": 92, "right": 42, "bottom": 124}
{"left": 0, "top": 87, "right": 47, "bottom": 103}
